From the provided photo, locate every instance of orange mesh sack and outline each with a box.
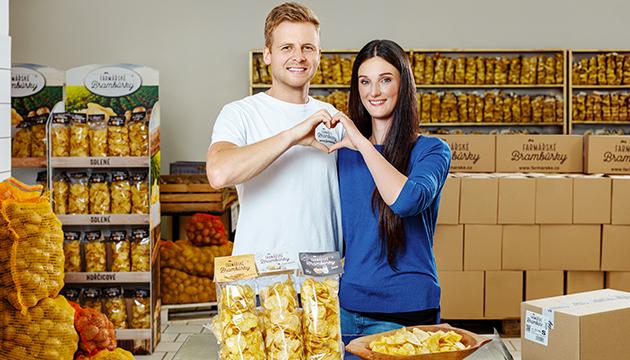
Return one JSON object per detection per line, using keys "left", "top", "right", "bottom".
{"left": 161, "top": 267, "right": 217, "bottom": 304}
{"left": 0, "top": 295, "right": 78, "bottom": 359}
{"left": 89, "top": 348, "right": 135, "bottom": 360}
{"left": 186, "top": 213, "right": 228, "bottom": 246}
{"left": 0, "top": 178, "right": 65, "bottom": 312}
{"left": 160, "top": 239, "right": 233, "bottom": 278}
{"left": 70, "top": 302, "right": 117, "bottom": 356}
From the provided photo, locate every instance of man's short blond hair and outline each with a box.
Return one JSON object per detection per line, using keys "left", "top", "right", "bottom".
{"left": 264, "top": 2, "right": 320, "bottom": 48}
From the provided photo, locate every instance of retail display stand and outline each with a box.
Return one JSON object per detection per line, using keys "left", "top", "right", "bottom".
{"left": 47, "top": 64, "right": 161, "bottom": 354}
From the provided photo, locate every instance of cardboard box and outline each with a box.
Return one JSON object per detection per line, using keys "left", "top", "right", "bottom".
{"left": 611, "top": 176, "right": 630, "bottom": 225}
{"left": 485, "top": 271, "right": 523, "bottom": 319}
{"left": 464, "top": 225, "right": 502, "bottom": 271}
{"left": 566, "top": 271, "right": 605, "bottom": 294}
{"left": 521, "top": 289, "right": 630, "bottom": 360}
{"left": 496, "top": 135, "right": 583, "bottom": 173}
{"left": 498, "top": 176, "right": 536, "bottom": 224}
{"left": 601, "top": 225, "right": 630, "bottom": 271}
{"left": 434, "top": 134, "right": 496, "bottom": 172}
{"left": 535, "top": 177, "right": 573, "bottom": 224}
{"left": 526, "top": 271, "right": 564, "bottom": 301}
{"left": 584, "top": 135, "right": 630, "bottom": 175}
{"left": 459, "top": 176, "right": 498, "bottom": 224}
{"left": 606, "top": 272, "right": 630, "bottom": 292}
{"left": 572, "top": 176, "right": 611, "bottom": 224}
{"left": 540, "top": 225, "right": 601, "bottom": 271}
{"left": 433, "top": 225, "right": 463, "bottom": 271}
{"left": 502, "top": 225, "right": 540, "bottom": 270}
{"left": 438, "top": 271, "right": 484, "bottom": 319}
{"left": 437, "top": 176, "right": 460, "bottom": 225}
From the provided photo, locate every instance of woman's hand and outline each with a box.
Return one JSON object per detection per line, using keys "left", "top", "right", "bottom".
{"left": 328, "top": 112, "right": 370, "bottom": 152}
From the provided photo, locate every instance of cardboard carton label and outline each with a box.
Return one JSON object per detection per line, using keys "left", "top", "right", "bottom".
{"left": 214, "top": 254, "right": 257, "bottom": 282}
{"left": 435, "top": 135, "right": 495, "bottom": 172}
{"left": 299, "top": 252, "right": 342, "bottom": 276}
{"left": 496, "top": 135, "right": 582, "bottom": 173}
{"left": 586, "top": 136, "right": 630, "bottom": 174}
{"left": 524, "top": 310, "right": 549, "bottom": 346}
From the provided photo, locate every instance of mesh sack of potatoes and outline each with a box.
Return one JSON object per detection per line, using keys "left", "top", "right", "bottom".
{"left": 69, "top": 301, "right": 116, "bottom": 357}
{"left": 85, "top": 348, "right": 135, "bottom": 360}
{"left": 0, "top": 295, "right": 78, "bottom": 359}
{"left": 413, "top": 54, "right": 425, "bottom": 84}
{"left": 160, "top": 239, "right": 233, "bottom": 278}
{"left": 0, "top": 178, "right": 64, "bottom": 312}
{"left": 187, "top": 213, "right": 229, "bottom": 246}
{"left": 161, "top": 267, "right": 217, "bottom": 304}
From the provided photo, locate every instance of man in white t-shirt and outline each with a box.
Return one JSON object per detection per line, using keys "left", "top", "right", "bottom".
{"left": 206, "top": 2, "right": 343, "bottom": 260}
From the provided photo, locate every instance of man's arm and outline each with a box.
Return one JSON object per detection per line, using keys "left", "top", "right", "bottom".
{"left": 206, "top": 109, "right": 332, "bottom": 188}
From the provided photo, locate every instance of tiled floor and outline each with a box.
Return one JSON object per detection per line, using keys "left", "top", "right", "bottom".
{"left": 137, "top": 318, "right": 522, "bottom": 359}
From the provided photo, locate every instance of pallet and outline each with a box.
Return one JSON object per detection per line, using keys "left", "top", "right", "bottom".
{"left": 160, "top": 175, "right": 236, "bottom": 214}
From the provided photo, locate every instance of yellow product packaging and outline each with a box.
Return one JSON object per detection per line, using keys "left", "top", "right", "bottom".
{"left": 11, "top": 120, "right": 32, "bottom": 158}
{"left": 109, "top": 230, "right": 131, "bottom": 272}
{"left": 298, "top": 252, "right": 344, "bottom": 360}
{"left": 89, "top": 172, "right": 110, "bottom": 215}
{"left": 0, "top": 178, "right": 64, "bottom": 313}
{"left": 30, "top": 110, "right": 49, "bottom": 157}
{"left": 0, "top": 295, "right": 79, "bottom": 360}
{"left": 103, "top": 287, "right": 128, "bottom": 329}
{"left": 131, "top": 172, "right": 149, "bottom": 214}
{"left": 131, "top": 228, "right": 150, "bottom": 272}
{"left": 53, "top": 172, "right": 70, "bottom": 215}
{"left": 88, "top": 114, "right": 108, "bottom": 157}
{"left": 70, "top": 113, "right": 90, "bottom": 157}
{"left": 130, "top": 289, "right": 150, "bottom": 329}
{"left": 214, "top": 254, "right": 265, "bottom": 360}
{"left": 454, "top": 56, "right": 466, "bottom": 84}
{"left": 69, "top": 172, "right": 90, "bottom": 215}
{"left": 111, "top": 171, "right": 131, "bottom": 214}
{"left": 84, "top": 231, "right": 106, "bottom": 273}
{"left": 129, "top": 109, "right": 149, "bottom": 156}
{"left": 81, "top": 287, "right": 103, "bottom": 313}
{"left": 51, "top": 113, "right": 71, "bottom": 157}
{"left": 89, "top": 347, "right": 135, "bottom": 360}
{"left": 107, "top": 116, "right": 130, "bottom": 157}
{"left": 64, "top": 230, "right": 82, "bottom": 273}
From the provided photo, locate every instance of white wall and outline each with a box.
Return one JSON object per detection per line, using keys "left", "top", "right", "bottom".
{"left": 1, "top": 0, "right": 10, "bottom": 182}
{"left": 9, "top": 0, "right": 630, "bottom": 170}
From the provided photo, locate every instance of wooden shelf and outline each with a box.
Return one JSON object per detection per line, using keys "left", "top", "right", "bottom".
{"left": 12, "top": 157, "right": 47, "bottom": 168}
{"left": 115, "top": 329, "right": 151, "bottom": 341}
{"left": 50, "top": 156, "right": 149, "bottom": 168}
{"left": 419, "top": 122, "right": 564, "bottom": 127}
{"left": 416, "top": 84, "right": 563, "bottom": 89}
{"left": 64, "top": 272, "right": 151, "bottom": 284}
{"left": 252, "top": 84, "right": 349, "bottom": 89}
{"left": 572, "top": 121, "right": 630, "bottom": 125}
{"left": 409, "top": 48, "right": 565, "bottom": 54}
{"left": 56, "top": 214, "right": 149, "bottom": 226}
{"left": 572, "top": 85, "right": 630, "bottom": 90}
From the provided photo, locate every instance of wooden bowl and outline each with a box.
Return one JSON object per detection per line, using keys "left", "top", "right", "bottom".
{"left": 345, "top": 323, "right": 491, "bottom": 359}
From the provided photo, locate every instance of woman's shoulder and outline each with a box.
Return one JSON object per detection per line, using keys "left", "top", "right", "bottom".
{"left": 411, "top": 135, "right": 451, "bottom": 156}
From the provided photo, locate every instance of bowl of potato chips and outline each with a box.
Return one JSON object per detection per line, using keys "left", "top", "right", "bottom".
{"left": 346, "top": 323, "right": 490, "bottom": 359}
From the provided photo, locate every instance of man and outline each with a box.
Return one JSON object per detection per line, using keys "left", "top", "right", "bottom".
{"left": 206, "top": 2, "right": 343, "bottom": 260}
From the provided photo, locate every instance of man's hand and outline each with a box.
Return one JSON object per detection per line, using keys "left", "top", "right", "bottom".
{"left": 328, "top": 112, "right": 370, "bottom": 152}
{"left": 286, "top": 109, "right": 333, "bottom": 153}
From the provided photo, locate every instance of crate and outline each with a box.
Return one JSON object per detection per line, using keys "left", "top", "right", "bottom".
{"left": 160, "top": 174, "right": 236, "bottom": 214}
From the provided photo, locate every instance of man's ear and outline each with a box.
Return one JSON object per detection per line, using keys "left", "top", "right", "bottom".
{"left": 263, "top": 47, "right": 272, "bottom": 65}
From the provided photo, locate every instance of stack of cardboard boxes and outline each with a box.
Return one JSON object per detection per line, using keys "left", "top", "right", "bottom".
{"left": 433, "top": 134, "right": 630, "bottom": 320}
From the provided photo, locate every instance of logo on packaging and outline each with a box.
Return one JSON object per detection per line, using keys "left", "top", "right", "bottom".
{"left": 84, "top": 66, "right": 142, "bottom": 97}
{"left": 450, "top": 141, "right": 481, "bottom": 165}
{"left": 603, "top": 140, "right": 630, "bottom": 164}
{"left": 11, "top": 67, "right": 46, "bottom": 97}
{"left": 511, "top": 138, "right": 568, "bottom": 165}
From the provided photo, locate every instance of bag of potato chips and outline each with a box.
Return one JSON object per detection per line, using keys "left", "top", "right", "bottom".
{"left": 214, "top": 254, "right": 266, "bottom": 360}
{"left": 298, "top": 252, "right": 344, "bottom": 360}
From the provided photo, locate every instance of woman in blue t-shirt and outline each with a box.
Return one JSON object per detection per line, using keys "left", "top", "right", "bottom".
{"left": 327, "top": 39, "right": 452, "bottom": 342}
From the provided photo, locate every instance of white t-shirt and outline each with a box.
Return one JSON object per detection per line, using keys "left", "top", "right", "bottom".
{"left": 211, "top": 92, "right": 344, "bottom": 261}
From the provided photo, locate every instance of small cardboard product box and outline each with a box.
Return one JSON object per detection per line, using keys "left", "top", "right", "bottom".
{"left": 502, "top": 225, "right": 540, "bottom": 270}
{"left": 464, "top": 225, "right": 502, "bottom": 271}
{"left": 437, "top": 175, "right": 460, "bottom": 225}
{"left": 584, "top": 135, "right": 630, "bottom": 175}
{"left": 611, "top": 176, "right": 630, "bottom": 225}
{"left": 485, "top": 271, "right": 523, "bottom": 319}
{"left": 434, "top": 134, "right": 496, "bottom": 172}
{"left": 438, "top": 271, "right": 484, "bottom": 320}
{"left": 535, "top": 176, "right": 573, "bottom": 224}
{"left": 606, "top": 272, "right": 630, "bottom": 292}
{"left": 433, "top": 225, "right": 464, "bottom": 271}
{"left": 496, "top": 135, "right": 583, "bottom": 173}
{"left": 526, "top": 271, "right": 564, "bottom": 301}
{"left": 540, "top": 225, "right": 601, "bottom": 271}
{"left": 572, "top": 175, "right": 611, "bottom": 224}
{"left": 566, "top": 271, "right": 605, "bottom": 294}
{"left": 498, "top": 176, "right": 536, "bottom": 224}
{"left": 601, "top": 225, "right": 630, "bottom": 271}
{"left": 521, "top": 289, "right": 630, "bottom": 360}
{"left": 459, "top": 175, "right": 498, "bottom": 224}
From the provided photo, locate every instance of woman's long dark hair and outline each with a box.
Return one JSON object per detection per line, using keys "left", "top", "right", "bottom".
{"left": 348, "top": 40, "right": 419, "bottom": 269}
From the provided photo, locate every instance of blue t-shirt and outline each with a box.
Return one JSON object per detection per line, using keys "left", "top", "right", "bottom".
{"left": 338, "top": 136, "right": 451, "bottom": 313}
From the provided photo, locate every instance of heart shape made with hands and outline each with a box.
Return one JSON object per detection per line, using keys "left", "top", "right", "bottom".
{"left": 315, "top": 115, "right": 343, "bottom": 148}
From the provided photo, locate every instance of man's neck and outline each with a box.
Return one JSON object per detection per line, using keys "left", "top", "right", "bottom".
{"left": 266, "top": 82, "right": 310, "bottom": 104}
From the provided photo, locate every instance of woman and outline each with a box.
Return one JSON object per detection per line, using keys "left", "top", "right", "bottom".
{"left": 327, "top": 40, "right": 451, "bottom": 340}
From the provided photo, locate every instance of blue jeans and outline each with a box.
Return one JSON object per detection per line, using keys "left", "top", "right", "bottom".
{"left": 341, "top": 307, "right": 404, "bottom": 360}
